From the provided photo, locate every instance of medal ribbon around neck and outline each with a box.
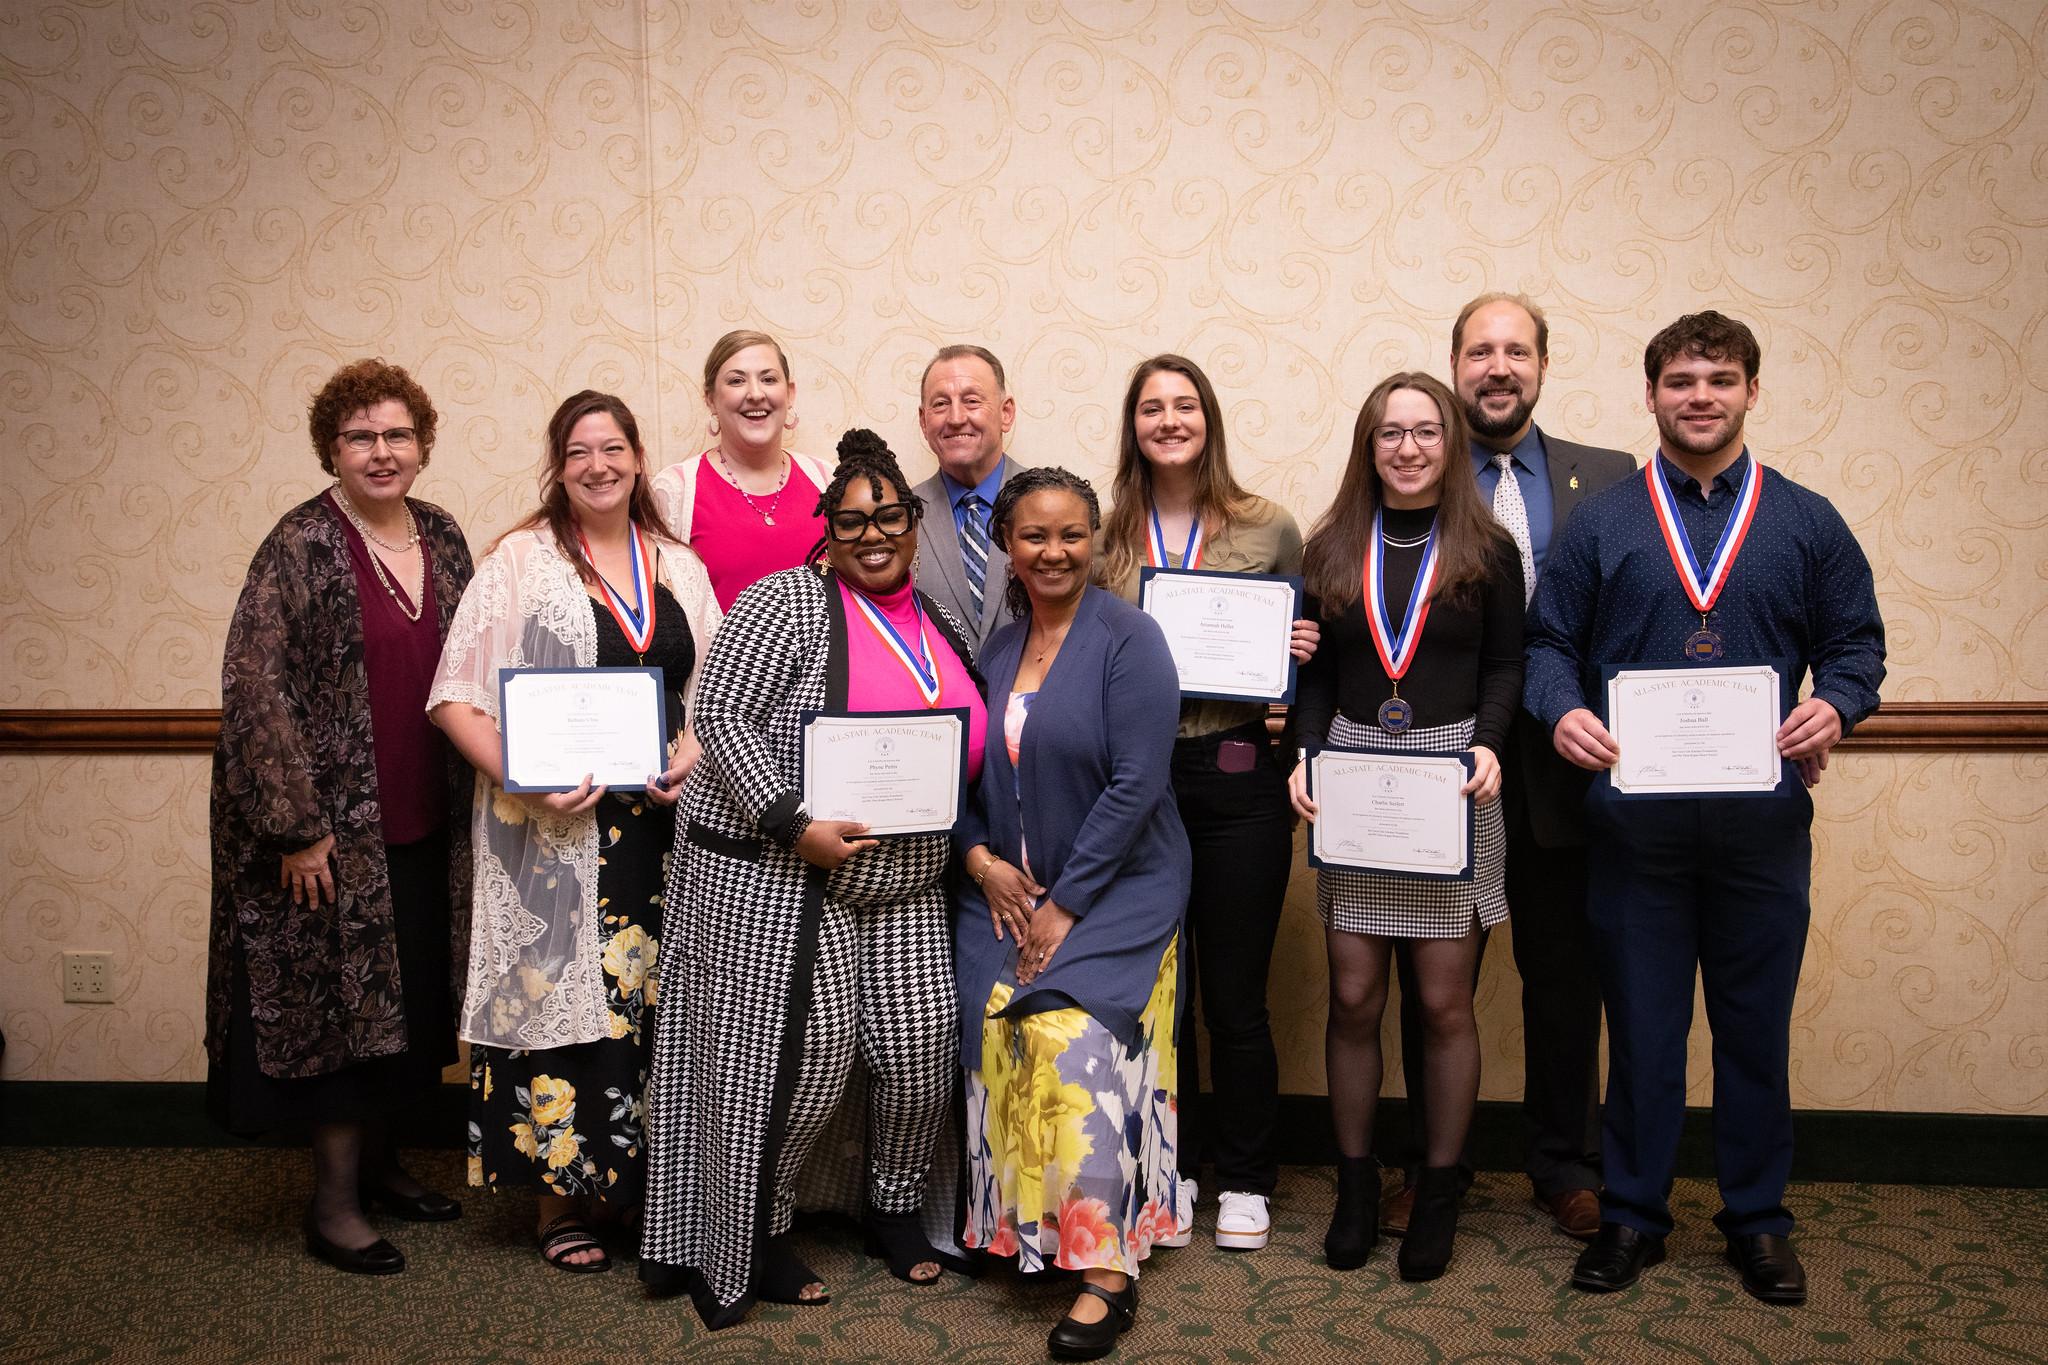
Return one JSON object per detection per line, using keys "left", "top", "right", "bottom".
{"left": 1364, "top": 507, "right": 1440, "bottom": 682}
{"left": 851, "top": 588, "right": 943, "bottom": 707}
{"left": 580, "top": 522, "right": 657, "bottom": 655}
{"left": 1645, "top": 453, "right": 1761, "bottom": 616}
{"left": 1146, "top": 504, "right": 1204, "bottom": 570}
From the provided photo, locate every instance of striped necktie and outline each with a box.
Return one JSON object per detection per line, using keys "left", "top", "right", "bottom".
{"left": 961, "top": 493, "right": 990, "bottom": 617}
{"left": 1492, "top": 451, "right": 1536, "bottom": 605}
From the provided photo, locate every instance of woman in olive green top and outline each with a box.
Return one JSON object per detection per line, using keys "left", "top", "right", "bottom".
{"left": 1097, "top": 354, "right": 1317, "bottom": 1253}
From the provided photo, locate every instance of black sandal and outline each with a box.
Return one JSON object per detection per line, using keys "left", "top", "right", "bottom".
{"left": 862, "top": 1209, "right": 946, "bottom": 1284}
{"left": 753, "top": 1233, "right": 829, "bottom": 1305}
{"left": 539, "top": 1212, "right": 612, "bottom": 1275}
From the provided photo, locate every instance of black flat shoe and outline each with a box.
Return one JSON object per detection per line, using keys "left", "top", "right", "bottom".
{"left": 863, "top": 1209, "right": 946, "bottom": 1284}
{"left": 1571, "top": 1222, "right": 1665, "bottom": 1293}
{"left": 1725, "top": 1233, "right": 1806, "bottom": 1305}
{"left": 1047, "top": 1279, "right": 1137, "bottom": 1362}
{"left": 303, "top": 1213, "right": 404, "bottom": 1276}
{"left": 363, "top": 1181, "right": 462, "bottom": 1223}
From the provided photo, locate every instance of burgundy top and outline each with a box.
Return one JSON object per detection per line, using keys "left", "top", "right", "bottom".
{"left": 327, "top": 491, "right": 448, "bottom": 845}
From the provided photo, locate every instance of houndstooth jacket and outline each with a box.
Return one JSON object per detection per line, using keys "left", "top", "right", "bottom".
{"left": 639, "top": 563, "right": 977, "bottom": 1325}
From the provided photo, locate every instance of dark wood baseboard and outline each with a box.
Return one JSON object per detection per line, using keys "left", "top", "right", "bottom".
{"left": 4, "top": 1082, "right": 2039, "bottom": 1187}
{"left": 3, "top": 702, "right": 2044, "bottom": 753}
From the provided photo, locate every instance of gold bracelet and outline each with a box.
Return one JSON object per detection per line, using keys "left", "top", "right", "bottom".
{"left": 971, "top": 855, "right": 1000, "bottom": 886}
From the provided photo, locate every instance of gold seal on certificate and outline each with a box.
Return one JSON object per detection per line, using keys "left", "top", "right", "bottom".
{"left": 800, "top": 708, "right": 968, "bottom": 838}
{"left": 499, "top": 667, "right": 667, "bottom": 793}
{"left": 1306, "top": 745, "right": 1473, "bottom": 880}
{"left": 1605, "top": 664, "right": 1783, "bottom": 795}
{"left": 1138, "top": 568, "right": 1303, "bottom": 703}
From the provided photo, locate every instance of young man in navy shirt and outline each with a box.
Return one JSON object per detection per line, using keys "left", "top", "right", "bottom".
{"left": 1524, "top": 311, "right": 1885, "bottom": 1304}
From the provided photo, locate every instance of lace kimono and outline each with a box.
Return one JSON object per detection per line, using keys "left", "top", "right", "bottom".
{"left": 427, "top": 527, "right": 720, "bottom": 1051}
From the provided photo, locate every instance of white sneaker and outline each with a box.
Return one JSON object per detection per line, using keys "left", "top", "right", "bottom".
{"left": 1155, "top": 1179, "right": 1196, "bottom": 1248}
{"left": 1215, "top": 1191, "right": 1270, "bottom": 1251}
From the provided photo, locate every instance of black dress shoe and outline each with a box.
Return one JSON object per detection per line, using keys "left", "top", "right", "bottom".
{"left": 303, "top": 1213, "right": 405, "bottom": 1276}
{"left": 363, "top": 1181, "right": 462, "bottom": 1222}
{"left": 1725, "top": 1233, "right": 1806, "bottom": 1305}
{"left": 1047, "top": 1279, "right": 1137, "bottom": 1361}
{"left": 1571, "top": 1222, "right": 1665, "bottom": 1292}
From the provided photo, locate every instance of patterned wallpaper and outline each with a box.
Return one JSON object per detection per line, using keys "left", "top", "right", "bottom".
{"left": 1, "top": 2, "right": 2041, "bottom": 1112}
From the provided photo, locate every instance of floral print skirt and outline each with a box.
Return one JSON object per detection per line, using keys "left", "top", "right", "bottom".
{"left": 466, "top": 797, "right": 670, "bottom": 1205}
{"left": 961, "top": 934, "right": 1190, "bottom": 1275}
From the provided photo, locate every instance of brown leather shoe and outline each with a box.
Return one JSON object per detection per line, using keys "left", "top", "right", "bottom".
{"left": 1541, "top": 1189, "right": 1601, "bottom": 1241}
{"left": 1380, "top": 1182, "right": 1415, "bottom": 1238}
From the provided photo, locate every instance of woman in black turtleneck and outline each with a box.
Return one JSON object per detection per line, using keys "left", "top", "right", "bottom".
{"left": 1289, "top": 371, "right": 1524, "bottom": 1282}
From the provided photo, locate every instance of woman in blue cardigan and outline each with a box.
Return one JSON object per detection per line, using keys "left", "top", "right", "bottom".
{"left": 953, "top": 466, "right": 1193, "bottom": 1362}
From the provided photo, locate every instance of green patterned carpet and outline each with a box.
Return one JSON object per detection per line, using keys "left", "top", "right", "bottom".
{"left": 3, "top": 1148, "right": 2043, "bottom": 1362}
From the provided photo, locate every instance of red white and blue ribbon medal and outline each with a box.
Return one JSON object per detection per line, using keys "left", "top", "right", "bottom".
{"left": 580, "top": 522, "right": 657, "bottom": 657}
{"left": 1363, "top": 508, "right": 1440, "bottom": 733}
{"left": 1146, "top": 504, "right": 1204, "bottom": 570}
{"left": 1646, "top": 453, "right": 1760, "bottom": 663}
{"left": 852, "top": 589, "right": 943, "bottom": 707}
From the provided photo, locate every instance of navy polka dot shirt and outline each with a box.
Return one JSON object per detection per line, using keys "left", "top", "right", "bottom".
{"left": 1525, "top": 451, "right": 1886, "bottom": 733}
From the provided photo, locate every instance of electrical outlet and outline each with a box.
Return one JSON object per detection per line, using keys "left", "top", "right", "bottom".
{"left": 61, "top": 951, "right": 114, "bottom": 1004}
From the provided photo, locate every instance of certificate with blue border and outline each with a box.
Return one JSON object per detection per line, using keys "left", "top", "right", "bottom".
{"left": 799, "top": 708, "right": 970, "bottom": 839}
{"left": 498, "top": 666, "right": 666, "bottom": 794}
{"left": 1139, "top": 567, "right": 1302, "bottom": 704}
{"left": 1305, "top": 742, "right": 1474, "bottom": 881}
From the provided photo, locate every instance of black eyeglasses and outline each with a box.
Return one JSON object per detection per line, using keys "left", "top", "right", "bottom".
{"left": 1372, "top": 422, "right": 1445, "bottom": 451}
{"left": 828, "top": 503, "right": 917, "bottom": 541}
{"left": 338, "top": 427, "right": 418, "bottom": 453}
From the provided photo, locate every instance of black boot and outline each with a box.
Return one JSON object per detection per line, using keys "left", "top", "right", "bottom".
{"left": 1323, "top": 1156, "right": 1378, "bottom": 1270}
{"left": 1398, "top": 1165, "right": 1460, "bottom": 1281}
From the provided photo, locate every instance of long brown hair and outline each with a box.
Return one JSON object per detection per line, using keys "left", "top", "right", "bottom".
{"left": 1098, "top": 354, "right": 1269, "bottom": 588}
{"left": 1301, "top": 371, "right": 1510, "bottom": 611}
{"left": 498, "top": 390, "right": 670, "bottom": 586}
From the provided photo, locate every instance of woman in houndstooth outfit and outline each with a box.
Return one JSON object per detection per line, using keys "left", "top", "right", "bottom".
{"left": 639, "top": 429, "right": 987, "bottom": 1328}
{"left": 1289, "top": 372, "right": 1525, "bottom": 1282}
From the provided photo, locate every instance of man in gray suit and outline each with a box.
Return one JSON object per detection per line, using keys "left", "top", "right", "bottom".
{"left": 910, "top": 344, "right": 1019, "bottom": 657}
{"left": 1384, "top": 293, "right": 1637, "bottom": 1242}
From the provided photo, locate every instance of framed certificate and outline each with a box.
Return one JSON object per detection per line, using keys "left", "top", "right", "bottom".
{"left": 1305, "top": 743, "right": 1474, "bottom": 881}
{"left": 1139, "top": 568, "right": 1303, "bottom": 703}
{"left": 499, "top": 667, "right": 667, "bottom": 794}
{"left": 1602, "top": 662, "right": 1786, "bottom": 797}
{"left": 799, "top": 708, "right": 969, "bottom": 839}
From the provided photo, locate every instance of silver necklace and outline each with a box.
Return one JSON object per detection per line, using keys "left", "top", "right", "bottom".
{"left": 713, "top": 448, "right": 790, "bottom": 526}
{"left": 1380, "top": 528, "right": 1431, "bottom": 548}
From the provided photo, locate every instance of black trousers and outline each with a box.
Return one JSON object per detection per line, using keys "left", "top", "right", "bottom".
{"left": 1392, "top": 811, "right": 1602, "bottom": 1196}
{"left": 1171, "top": 723, "right": 1292, "bottom": 1196}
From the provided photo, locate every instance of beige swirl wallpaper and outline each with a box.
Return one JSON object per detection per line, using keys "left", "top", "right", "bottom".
{"left": 1, "top": 1, "right": 2042, "bottom": 1115}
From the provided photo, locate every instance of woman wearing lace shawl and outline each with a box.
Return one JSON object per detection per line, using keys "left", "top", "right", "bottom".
{"left": 429, "top": 391, "right": 720, "bottom": 1274}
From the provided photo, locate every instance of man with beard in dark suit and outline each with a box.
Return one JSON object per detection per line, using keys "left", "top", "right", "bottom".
{"left": 1382, "top": 293, "right": 1634, "bottom": 1244}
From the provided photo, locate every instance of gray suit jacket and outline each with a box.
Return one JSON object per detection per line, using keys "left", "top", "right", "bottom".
{"left": 1504, "top": 431, "right": 1638, "bottom": 847}
{"left": 910, "top": 464, "right": 1018, "bottom": 660}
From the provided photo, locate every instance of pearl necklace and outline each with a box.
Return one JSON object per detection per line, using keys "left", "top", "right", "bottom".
{"left": 713, "top": 447, "right": 791, "bottom": 526}
{"left": 333, "top": 488, "right": 425, "bottom": 623}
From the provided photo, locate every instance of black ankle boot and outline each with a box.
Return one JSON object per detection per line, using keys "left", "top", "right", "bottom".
{"left": 1323, "top": 1156, "right": 1378, "bottom": 1270}
{"left": 1398, "top": 1165, "right": 1460, "bottom": 1281}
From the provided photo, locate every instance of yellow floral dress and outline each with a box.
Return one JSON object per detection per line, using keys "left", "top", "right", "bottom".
{"left": 466, "top": 586, "right": 690, "bottom": 1203}
{"left": 960, "top": 693, "right": 1192, "bottom": 1271}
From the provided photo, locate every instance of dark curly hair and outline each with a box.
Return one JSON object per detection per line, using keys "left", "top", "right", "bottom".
{"left": 307, "top": 358, "right": 439, "bottom": 475}
{"left": 805, "top": 428, "right": 926, "bottom": 565}
{"left": 989, "top": 465, "right": 1100, "bottom": 623}
{"left": 1643, "top": 310, "right": 1761, "bottom": 384}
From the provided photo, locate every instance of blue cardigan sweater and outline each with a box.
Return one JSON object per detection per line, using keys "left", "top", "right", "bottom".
{"left": 952, "top": 585, "right": 1191, "bottom": 1067}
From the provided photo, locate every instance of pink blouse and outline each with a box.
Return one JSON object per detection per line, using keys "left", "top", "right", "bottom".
{"left": 690, "top": 460, "right": 826, "bottom": 611}
{"left": 839, "top": 577, "right": 987, "bottom": 781}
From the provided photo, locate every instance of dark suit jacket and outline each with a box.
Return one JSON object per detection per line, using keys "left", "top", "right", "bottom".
{"left": 911, "top": 464, "right": 1017, "bottom": 659}
{"left": 1504, "top": 431, "right": 1637, "bottom": 847}
{"left": 952, "top": 586, "right": 1191, "bottom": 1066}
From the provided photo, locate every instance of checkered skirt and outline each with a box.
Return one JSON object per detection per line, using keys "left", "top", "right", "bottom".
{"left": 1314, "top": 712, "right": 1507, "bottom": 938}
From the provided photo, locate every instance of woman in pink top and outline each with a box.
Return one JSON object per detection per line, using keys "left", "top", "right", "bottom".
{"left": 651, "top": 329, "right": 831, "bottom": 609}
{"left": 641, "top": 429, "right": 986, "bottom": 1326}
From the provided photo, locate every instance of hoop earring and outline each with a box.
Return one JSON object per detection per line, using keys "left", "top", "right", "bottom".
{"left": 784, "top": 409, "right": 798, "bottom": 431}
{"left": 706, "top": 416, "right": 720, "bottom": 439}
